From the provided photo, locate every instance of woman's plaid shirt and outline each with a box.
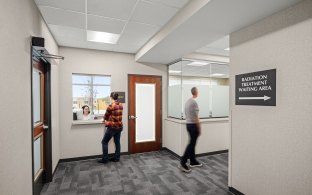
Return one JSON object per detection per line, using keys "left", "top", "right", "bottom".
{"left": 104, "top": 100, "right": 123, "bottom": 129}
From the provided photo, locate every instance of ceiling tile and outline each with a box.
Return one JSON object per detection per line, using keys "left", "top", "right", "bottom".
{"left": 87, "top": 15, "right": 126, "bottom": 34}
{"left": 131, "top": 0, "right": 178, "bottom": 26}
{"left": 86, "top": 41, "right": 114, "bottom": 51}
{"left": 114, "top": 21, "right": 159, "bottom": 53}
{"left": 48, "top": 25, "right": 87, "bottom": 47}
{"left": 39, "top": 6, "right": 85, "bottom": 29}
{"left": 144, "top": 0, "right": 190, "bottom": 8}
{"left": 87, "top": 0, "right": 137, "bottom": 20}
{"left": 49, "top": 24, "right": 116, "bottom": 52}
{"left": 35, "top": 0, "right": 85, "bottom": 12}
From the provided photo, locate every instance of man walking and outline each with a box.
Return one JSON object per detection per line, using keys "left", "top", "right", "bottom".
{"left": 179, "top": 87, "right": 203, "bottom": 172}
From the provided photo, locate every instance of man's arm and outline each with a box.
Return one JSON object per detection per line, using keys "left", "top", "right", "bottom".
{"left": 194, "top": 102, "right": 201, "bottom": 136}
{"left": 103, "top": 105, "right": 112, "bottom": 124}
{"left": 196, "top": 117, "right": 201, "bottom": 136}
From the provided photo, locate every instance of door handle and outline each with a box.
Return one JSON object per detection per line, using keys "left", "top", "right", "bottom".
{"left": 43, "top": 125, "right": 49, "bottom": 130}
{"left": 128, "top": 115, "right": 137, "bottom": 120}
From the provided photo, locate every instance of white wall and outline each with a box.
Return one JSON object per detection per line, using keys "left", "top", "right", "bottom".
{"left": 230, "top": 1, "right": 312, "bottom": 194}
{"left": 0, "top": 0, "right": 59, "bottom": 194}
{"left": 58, "top": 47, "right": 167, "bottom": 159}
{"left": 164, "top": 119, "right": 229, "bottom": 156}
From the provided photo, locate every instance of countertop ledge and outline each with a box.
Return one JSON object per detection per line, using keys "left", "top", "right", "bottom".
{"left": 165, "top": 117, "right": 229, "bottom": 124}
{"left": 72, "top": 120, "right": 103, "bottom": 125}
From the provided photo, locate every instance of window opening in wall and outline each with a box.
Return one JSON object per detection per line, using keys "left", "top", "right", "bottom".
{"left": 72, "top": 74, "right": 111, "bottom": 121}
{"left": 168, "top": 59, "right": 229, "bottom": 119}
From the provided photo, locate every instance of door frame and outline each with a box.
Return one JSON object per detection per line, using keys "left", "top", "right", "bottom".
{"left": 31, "top": 47, "right": 53, "bottom": 195}
{"left": 127, "top": 74, "right": 163, "bottom": 154}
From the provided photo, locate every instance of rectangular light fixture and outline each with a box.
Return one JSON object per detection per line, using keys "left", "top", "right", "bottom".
{"left": 224, "top": 47, "right": 230, "bottom": 51}
{"left": 169, "top": 70, "right": 181, "bottom": 74}
{"left": 187, "top": 61, "right": 209, "bottom": 66}
{"left": 211, "top": 73, "right": 225, "bottom": 77}
{"left": 87, "top": 30, "right": 120, "bottom": 44}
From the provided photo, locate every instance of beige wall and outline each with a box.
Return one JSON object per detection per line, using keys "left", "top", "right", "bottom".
{"left": 0, "top": 0, "right": 59, "bottom": 194}
{"left": 58, "top": 47, "right": 167, "bottom": 159}
{"left": 230, "top": 1, "right": 312, "bottom": 194}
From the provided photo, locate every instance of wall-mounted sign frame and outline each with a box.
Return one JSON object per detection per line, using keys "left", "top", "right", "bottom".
{"left": 115, "top": 92, "right": 126, "bottom": 103}
{"left": 235, "top": 69, "right": 276, "bottom": 106}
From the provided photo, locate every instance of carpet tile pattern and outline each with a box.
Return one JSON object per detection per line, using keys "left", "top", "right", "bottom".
{"left": 41, "top": 151, "right": 231, "bottom": 195}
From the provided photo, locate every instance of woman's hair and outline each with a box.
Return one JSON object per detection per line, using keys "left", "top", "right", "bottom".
{"left": 110, "top": 92, "right": 119, "bottom": 100}
{"left": 82, "top": 105, "right": 90, "bottom": 114}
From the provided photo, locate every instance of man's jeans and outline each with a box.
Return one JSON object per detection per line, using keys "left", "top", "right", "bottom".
{"left": 181, "top": 124, "right": 199, "bottom": 164}
{"left": 101, "top": 127, "right": 122, "bottom": 161}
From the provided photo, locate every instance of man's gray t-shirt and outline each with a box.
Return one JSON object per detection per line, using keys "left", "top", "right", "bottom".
{"left": 184, "top": 98, "right": 199, "bottom": 124}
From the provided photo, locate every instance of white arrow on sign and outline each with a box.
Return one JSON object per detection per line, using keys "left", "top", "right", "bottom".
{"left": 239, "top": 95, "right": 271, "bottom": 101}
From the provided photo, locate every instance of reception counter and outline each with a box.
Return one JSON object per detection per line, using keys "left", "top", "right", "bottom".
{"left": 164, "top": 118, "right": 229, "bottom": 156}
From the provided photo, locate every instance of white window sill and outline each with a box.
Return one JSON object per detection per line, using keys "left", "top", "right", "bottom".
{"left": 72, "top": 120, "right": 103, "bottom": 125}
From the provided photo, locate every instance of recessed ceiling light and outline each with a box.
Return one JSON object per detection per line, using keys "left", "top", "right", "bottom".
{"left": 224, "top": 47, "right": 230, "bottom": 51}
{"left": 187, "top": 61, "right": 209, "bottom": 66}
{"left": 169, "top": 70, "right": 181, "bottom": 74}
{"left": 87, "top": 30, "right": 120, "bottom": 44}
{"left": 211, "top": 73, "right": 225, "bottom": 77}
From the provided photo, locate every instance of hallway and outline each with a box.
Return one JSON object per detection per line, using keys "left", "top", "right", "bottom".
{"left": 41, "top": 151, "right": 229, "bottom": 195}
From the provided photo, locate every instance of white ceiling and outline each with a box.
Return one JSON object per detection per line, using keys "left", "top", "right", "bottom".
{"left": 35, "top": 0, "right": 190, "bottom": 54}
{"left": 35, "top": 0, "right": 302, "bottom": 64}
{"left": 136, "top": 0, "right": 302, "bottom": 64}
{"left": 196, "top": 36, "right": 229, "bottom": 57}
{"left": 169, "top": 60, "right": 229, "bottom": 78}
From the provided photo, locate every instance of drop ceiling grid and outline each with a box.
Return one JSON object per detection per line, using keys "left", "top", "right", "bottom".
{"left": 35, "top": 0, "right": 189, "bottom": 53}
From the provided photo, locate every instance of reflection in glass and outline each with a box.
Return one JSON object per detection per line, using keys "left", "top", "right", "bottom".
{"left": 168, "top": 61, "right": 182, "bottom": 118}
{"left": 33, "top": 69, "right": 41, "bottom": 124}
{"left": 34, "top": 136, "right": 42, "bottom": 177}
{"left": 211, "top": 85, "right": 229, "bottom": 117}
{"left": 168, "top": 59, "right": 229, "bottom": 119}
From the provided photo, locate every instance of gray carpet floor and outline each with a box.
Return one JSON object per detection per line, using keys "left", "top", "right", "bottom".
{"left": 41, "top": 150, "right": 231, "bottom": 195}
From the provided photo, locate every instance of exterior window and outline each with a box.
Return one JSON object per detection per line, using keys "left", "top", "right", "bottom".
{"left": 72, "top": 74, "right": 111, "bottom": 120}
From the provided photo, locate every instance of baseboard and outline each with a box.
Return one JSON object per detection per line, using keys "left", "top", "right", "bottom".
{"left": 162, "top": 147, "right": 228, "bottom": 159}
{"left": 59, "top": 152, "right": 129, "bottom": 163}
{"left": 196, "top": 150, "right": 228, "bottom": 157}
{"left": 52, "top": 160, "right": 60, "bottom": 178}
{"left": 161, "top": 147, "right": 181, "bottom": 159}
{"left": 229, "top": 187, "right": 245, "bottom": 195}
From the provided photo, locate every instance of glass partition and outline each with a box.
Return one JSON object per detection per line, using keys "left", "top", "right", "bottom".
{"left": 168, "top": 59, "right": 229, "bottom": 119}
{"left": 168, "top": 60, "right": 183, "bottom": 118}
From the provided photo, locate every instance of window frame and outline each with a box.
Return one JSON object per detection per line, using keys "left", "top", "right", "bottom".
{"left": 72, "top": 73, "right": 111, "bottom": 119}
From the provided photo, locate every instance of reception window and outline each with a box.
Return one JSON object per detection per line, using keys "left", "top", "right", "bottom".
{"left": 72, "top": 74, "right": 111, "bottom": 120}
{"left": 168, "top": 59, "right": 229, "bottom": 119}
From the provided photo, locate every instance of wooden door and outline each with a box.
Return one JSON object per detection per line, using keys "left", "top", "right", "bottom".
{"left": 128, "top": 75, "right": 162, "bottom": 154}
{"left": 32, "top": 57, "right": 52, "bottom": 195}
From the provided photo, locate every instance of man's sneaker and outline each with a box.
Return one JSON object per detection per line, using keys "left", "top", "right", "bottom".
{"left": 97, "top": 159, "right": 108, "bottom": 164}
{"left": 179, "top": 163, "right": 191, "bottom": 173}
{"left": 109, "top": 157, "right": 120, "bottom": 162}
{"left": 189, "top": 161, "right": 203, "bottom": 168}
